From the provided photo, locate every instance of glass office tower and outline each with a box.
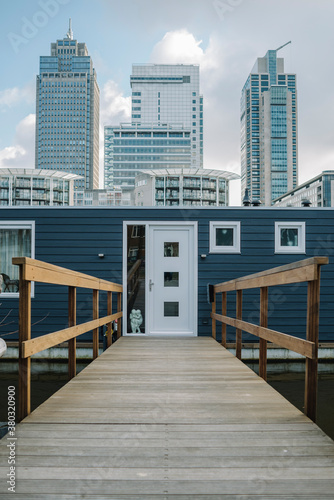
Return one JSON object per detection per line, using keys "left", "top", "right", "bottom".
{"left": 241, "top": 48, "right": 297, "bottom": 205}
{"left": 35, "top": 21, "right": 100, "bottom": 189}
{"left": 130, "top": 64, "right": 203, "bottom": 169}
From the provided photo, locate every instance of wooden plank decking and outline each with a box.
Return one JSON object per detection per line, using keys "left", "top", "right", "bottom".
{"left": 1, "top": 336, "right": 334, "bottom": 498}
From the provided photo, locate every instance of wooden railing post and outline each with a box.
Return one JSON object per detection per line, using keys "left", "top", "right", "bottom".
{"left": 236, "top": 290, "right": 242, "bottom": 360}
{"left": 212, "top": 289, "right": 216, "bottom": 340}
{"left": 221, "top": 292, "right": 227, "bottom": 347}
{"left": 305, "top": 267, "right": 321, "bottom": 422}
{"left": 93, "top": 290, "right": 99, "bottom": 359}
{"left": 18, "top": 272, "right": 31, "bottom": 422}
{"left": 259, "top": 287, "right": 268, "bottom": 381}
{"left": 117, "top": 292, "right": 122, "bottom": 339}
{"left": 68, "top": 286, "right": 76, "bottom": 380}
{"left": 107, "top": 291, "right": 113, "bottom": 348}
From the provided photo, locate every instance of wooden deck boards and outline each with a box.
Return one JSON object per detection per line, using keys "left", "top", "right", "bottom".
{"left": 1, "top": 336, "right": 334, "bottom": 498}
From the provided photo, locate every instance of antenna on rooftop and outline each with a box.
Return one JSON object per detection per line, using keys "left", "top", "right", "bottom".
{"left": 66, "top": 18, "right": 73, "bottom": 40}
{"left": 276, "top": 41, "right": 291, "bottom": 52}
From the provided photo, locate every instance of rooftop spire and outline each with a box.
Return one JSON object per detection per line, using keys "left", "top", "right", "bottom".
{"left": 66, "top": 18, "right": 73, "bottom": 40}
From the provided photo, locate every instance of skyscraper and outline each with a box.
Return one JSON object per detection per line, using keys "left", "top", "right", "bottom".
{"left": 35, "top": 21, "right": 100, "bottom": 189}
{"left": 104, "top": 64, "right": 203, "bottom": 190}
{"left": 240, "top": 44, "right": 298, "bottom": 205}
{"left": 130, "top": 64, "right": 203, "bottom": 168}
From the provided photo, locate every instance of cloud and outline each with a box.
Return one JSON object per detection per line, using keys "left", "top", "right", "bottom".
{"left": 100, "top": 80, "right": 131, "bottom": 126}
{"left": 150, "top": 30, "right": 204, "bottom": 65}
{"left": 0, "top": 82, "right": 35, "bottom": 111}
{"left": 0, "top": 114, "right": 35, "bottom": 169}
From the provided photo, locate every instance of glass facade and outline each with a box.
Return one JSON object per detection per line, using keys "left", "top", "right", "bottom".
{"left": 0, "top": 170, "right": 75, "bottom": 206}
{"left": 273, "top": 172, "right": 334, "bottom": 208}
{"left": 130, "top": 64, "right": 203, "bottom": 169}
{"left": 241, "top": 50, "right": 298, "bottom": 205}
{"left": 104, "top": 125, "right": 192, "bottom": 190}
{"left": 35, "top": 29, "right": 99, "bottom": 190}
{"left": 133, "top": 169, "right": 237, "bottom": 207}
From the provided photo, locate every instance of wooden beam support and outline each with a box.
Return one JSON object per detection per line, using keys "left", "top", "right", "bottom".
{"left": 68, "top": 287, "right": 76, "bottom": 380}
{"left": 18, "top": 276, "right": 31, "bottom": 422}
{"left": 214, "top": 257, "right": 329, "bottom": 293}
{"left": 107, "top": 291, "right": 113, "bottom": 348}
{"left": 93, "top": 290, "right": 99, "bottom": 360}
{"left": 305, "top": 267, "right": 321, "bottom": 422}
{"left": 117, "top": 292, "right": 122, "bottom": 339}
{"left": 236, "top": 290, "right": 242, "bottom": 360}
{"left": 12, "top": 257, "right": 123, "bottom": 292}
{"left": 259, "top": 287, "right": 268, "bottom": 381}
{"left": 21, "top": 312, "right": 123, "bottom": 358}
{"left": 212, "top": 292, "right": 216, "bottom": 340}
{"left": 211, "top": 312, "right": 315, "bottom": 360}
{"left": 221, "top": 292, "right": 227, "bottom": 347}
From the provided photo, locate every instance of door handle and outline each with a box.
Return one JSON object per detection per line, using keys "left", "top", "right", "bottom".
{"left": 149, "top": 279, "right": 154, "bottom": 291}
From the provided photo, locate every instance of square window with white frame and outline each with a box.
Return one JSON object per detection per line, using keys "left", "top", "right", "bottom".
{"left": 275, "top": 222, "right": 305, "bottom": 253}
{"left": 0, "top": 221, "right": 35, "bottom": 297}
{"left": 210, "top": 221, "right": 241, "bottom": 253}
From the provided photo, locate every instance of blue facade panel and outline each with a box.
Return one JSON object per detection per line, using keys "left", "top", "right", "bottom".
{"left": 0, "top": 207, "right": 333, "bottom": 344}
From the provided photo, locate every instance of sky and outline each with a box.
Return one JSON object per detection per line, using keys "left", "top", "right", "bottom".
{"left": 0, "top": 0, "right": 334, "bottom": 205}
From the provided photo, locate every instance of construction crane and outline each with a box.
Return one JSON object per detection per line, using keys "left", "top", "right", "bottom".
{"left": 276, "top": 41, "right": 291, "bottom": 52}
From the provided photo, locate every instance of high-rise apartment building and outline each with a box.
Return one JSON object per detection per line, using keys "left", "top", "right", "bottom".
{"left": 241, "top": 45, "right": 298, "bottom": 205}
{"left": 35, "top": 21, "right": 100, "bottom": 189}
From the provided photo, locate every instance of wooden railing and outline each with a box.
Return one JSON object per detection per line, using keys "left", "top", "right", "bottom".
{"left": 13, "top": 257, "right": 123, "bottom": 421}
{"left": 210, "top": 256, "right": 328, "bottom": 422}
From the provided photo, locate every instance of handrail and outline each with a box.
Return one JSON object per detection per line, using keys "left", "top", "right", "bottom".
{"left": 210, "top": 257, "right": 329, "bottom": 423}
{"left": 13, "top": 257, "right": 123, "bottom": 421}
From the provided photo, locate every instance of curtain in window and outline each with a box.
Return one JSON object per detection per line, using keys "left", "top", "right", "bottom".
{"left": 0, "top": 229, "right": 31, "bottom": 292}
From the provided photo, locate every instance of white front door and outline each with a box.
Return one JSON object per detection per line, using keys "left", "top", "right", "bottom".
{"left": 148, "top": 224, "right": 196, "bottom": 335}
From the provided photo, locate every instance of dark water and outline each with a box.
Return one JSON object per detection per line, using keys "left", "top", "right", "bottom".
{"left": 268, "top": 373, "right": 334, "bottom": 441}
{"left": 1, "top": 365, "right": 334, "bottom": 441}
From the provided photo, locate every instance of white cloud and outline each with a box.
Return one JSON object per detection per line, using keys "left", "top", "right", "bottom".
{"left": 0, "top": 114, "right": 35, "bottom": 169}
{"left": 0, "top": 82, "right": 35, "bottom": 111}
{"left": 100, "top": 80, "right": 131, "bottom": 126}
{"left": 150, "top": 30, "right": 204, "bottom": 65}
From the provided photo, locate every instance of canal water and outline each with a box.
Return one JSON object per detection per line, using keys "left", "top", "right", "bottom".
{"left": 1, "top": 363, "right": 334, "bottom": 440}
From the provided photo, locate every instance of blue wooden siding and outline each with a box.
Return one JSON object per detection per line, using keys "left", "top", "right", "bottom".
{"left": 0, "top": 207, "right": 333, "bottom": 343}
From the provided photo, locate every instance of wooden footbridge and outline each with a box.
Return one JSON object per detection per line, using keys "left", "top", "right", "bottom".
{"left": 1, "top": 257, "right": 334, "bottom": 498}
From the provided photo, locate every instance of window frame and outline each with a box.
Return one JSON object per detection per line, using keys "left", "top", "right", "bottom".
{"left": 209, "top": 221, "right": 241, "bottom": 254}
{"left": 275, "top": 221, "right": 306, "bottom": 254}
{"left": 0, "top": 221, "right": 35, "bottom": 298}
